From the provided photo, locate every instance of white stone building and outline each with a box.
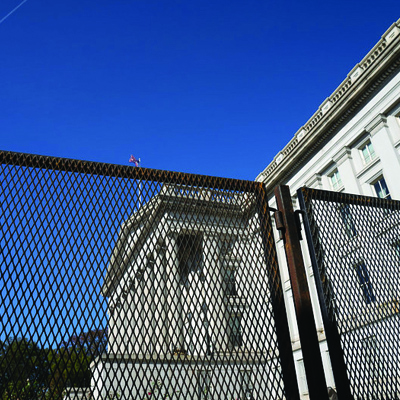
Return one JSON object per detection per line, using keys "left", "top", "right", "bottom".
{"left": 87, "top": 18, "right": 400, "bottom": 400}
{"left": 91, "top": 185, "right": 284, "bottom": 399}
{"left": 256, "top": 18, "right": 400, "bottom": 399}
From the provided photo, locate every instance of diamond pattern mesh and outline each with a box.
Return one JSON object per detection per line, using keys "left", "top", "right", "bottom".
{"left": 0, "top": 151, "right": 295, "bottom": 400}
{"left": 299, "top": 187, "right": 400, "bottom": 400}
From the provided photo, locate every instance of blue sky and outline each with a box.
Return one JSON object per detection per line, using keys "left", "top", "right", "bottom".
{"left": 1, "top": 1, "right": 399, "bottom": 180}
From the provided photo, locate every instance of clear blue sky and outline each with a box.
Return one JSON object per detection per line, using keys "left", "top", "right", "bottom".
{"left": 1, "top": 1, "right": 398, "bottom": 180}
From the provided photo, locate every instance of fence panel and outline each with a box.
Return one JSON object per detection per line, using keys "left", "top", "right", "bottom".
{"left": 298, "top": 187, "right": 400, "bottom": 400}
{"left": 0, "top": 150, "right": 299, "bottom": 400}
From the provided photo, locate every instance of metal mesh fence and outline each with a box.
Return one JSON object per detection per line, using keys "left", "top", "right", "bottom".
{"left": 298, "top": 187, "right": 400, "bottom": 400}
{"left": 0, "top": 151, "right": 297, "bottom": 400}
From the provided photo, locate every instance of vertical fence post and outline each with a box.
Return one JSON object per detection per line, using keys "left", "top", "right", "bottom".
{"left": 254, "top": 182, "right": 301, "bottom": 400}
{"left": 274, "top": 185, "right": 329, "bottom": 400}
{"left": 297, "top": 187, "right": 353, "bottom": 400}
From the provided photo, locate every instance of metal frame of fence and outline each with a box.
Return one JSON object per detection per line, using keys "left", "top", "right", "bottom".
{"left": 6, "top": 151, "right": 398, "bottom": 399}
{"left": 274, "top": 186, "right": 329, "bottom": 400}
{"left": 298, "top": 186, "right": 400, "bottom": 400}
{"left": 1, "top": 150, "right": 300, "bottom": 400}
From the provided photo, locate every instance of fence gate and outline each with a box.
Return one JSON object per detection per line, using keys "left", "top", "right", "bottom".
{"left": 298, "top": 187, "right": 400, "bottom": 400}
{"left": 0, "top": 151, "right": 299, "bottom": 400}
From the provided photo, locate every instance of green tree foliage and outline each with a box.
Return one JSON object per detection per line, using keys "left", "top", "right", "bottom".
{"left": 0, "top": 329, "right": 107, "bottom": 399}
{"left": 49, "top": 328, "right": 107, "bottom": 397}
{"left": 47, "top": 348, "right": 92, "bottom": 399}
{"left": 61, "top": 329, "right": 107, "bottom": 358}
{"left": 0, "top": 338, "right": 51, "bottom": 399}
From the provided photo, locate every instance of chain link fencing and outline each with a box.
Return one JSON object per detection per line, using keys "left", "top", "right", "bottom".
{"left": 299, "top": 187, "right": 400, "bottom": 400}
{"left": 0, "top": 151, "right": 299, "bottom": 400}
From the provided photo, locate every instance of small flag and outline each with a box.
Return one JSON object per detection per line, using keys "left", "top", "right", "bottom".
{"left": 129, "top": 155, "right": 141, "bottom": 167}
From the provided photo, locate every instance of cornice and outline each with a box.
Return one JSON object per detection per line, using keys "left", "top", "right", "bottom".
{"left": 256, "top": 18, "right": 400, "bottom": 193}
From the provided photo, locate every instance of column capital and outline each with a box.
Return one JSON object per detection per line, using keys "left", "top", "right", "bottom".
{"left": 365, "top": 114, "right": 388, "bottom": 136}
{"left": 332, "top": 147, "right": 352, "bottom": 166}
{"left": 305, "top": 173, "right": 322, "bottom": 189}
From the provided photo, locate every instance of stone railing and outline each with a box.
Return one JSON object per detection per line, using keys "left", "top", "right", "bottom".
{"left": 161, "top": 184, "right": 239, "bottom": 205}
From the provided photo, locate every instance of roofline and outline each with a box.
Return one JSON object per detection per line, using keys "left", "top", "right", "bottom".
{"left": 101, "top": 185, "right": 256, "bottom": 296}
{"left": 256, "top": 18, "right": 400, "bottom": 192}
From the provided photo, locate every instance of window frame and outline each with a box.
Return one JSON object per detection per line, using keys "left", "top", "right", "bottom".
{"left": 373, "top": 176, "right": 391, "bottom": 200}
{"left": 329, "top": 170, "right": 343, "bottom": 191}
{"left": 360, "top": 141, "right": 376, "bottom": 165}
{"left": 362, "top": 335, "right": 380, "bottom": 377}
{"left": 224, "top": 265, "right": 238, "bottom": 297}
{"left": 394, "top": 241, "right": 400, "bottom": 257}
{"left": 240, "top": 370, "right": 254, "bottom": 399}
{"left": 355, "top": 262, "right": 376, "bottom": 305}
{"left": 339, "top": 204, "right": 357, "bottom": 238}
{"left": 228, "top": 311, "right": 243, "bottom": 348}
{"left": 198, "top": 370, "right": 212, "bottom": 399}
{"left": 177, "top": 233, "right": 203, "bottom": 285}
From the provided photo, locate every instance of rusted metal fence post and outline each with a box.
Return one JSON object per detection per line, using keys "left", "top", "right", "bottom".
{"left": 297, "top": 187, "right": 355, "bottom": 400}
{"left": 255, "top": 182, "right": 301, "bottom": 400}
{"left": 274, "top": 185, "right": 329, "bottom": 400}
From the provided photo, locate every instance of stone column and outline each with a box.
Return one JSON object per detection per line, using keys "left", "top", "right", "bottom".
{"left": 143, "top": 261, "right": 154, "bottom": 355}
{"left": 131, "top": 256, "right": 145, "bottom": 354}
{"left": 332, "top": 147, "right": 362, "bottom": 194}
{"left": 367, "top": 114, "right": 400, "bottom": 199}
{"left": 153, "top": 247, "right": 166, "bottom": 354}
{"left": 125, "top": 278, "right": 135, "bottom": 355}
{"left": 204, "top": 235, "right": 228, "bottom": 353}
{"left": 165, "top": 234, "right": 183, "bottom": 353}
{"left": 132, "top": 277, "right": 143, "bottom": 354}
{"left": 120, "top": 285, "right": 130, "bottom": 355}
{"left": 109, "top": 294, "right": 123, "bottom": 354}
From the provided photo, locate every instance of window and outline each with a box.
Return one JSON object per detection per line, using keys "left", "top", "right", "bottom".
{"left": 121, "top": 288, "right": 129, "bottom": 300}
{"left": 361, "top": 141, "right": 376, "bottom": 164}
{"left": 394, "top": 241, "right": 400, "bottom": 257}
{"left": 240, "top": 370, "right": 254, "bottom": 399}
{"left": 362, "top": 336, "right": 379, "bottom": 377}
{"left": 201, "top": 303, "right": 213, "bottom": 356}
{"left": 373, "top": 177, "right": 391, "bottom": 199}
{"left": 355, "top": 262, "right": 376, "bottom": 304}
{"left": 224, "top": 267, "right": 238, "bottom": 297}
{"left": 228, "top": 312, "right": 243, "bottom": 347}
{"left": 177, "top": 233, "right": 203, "bottom": 285}
{"left": 330, "top": 170, "right": 342, "bottom": 190}
{"left": 221, "top": 239, "right": 234, "bottom": 255}
{"left": 198, "top": 370, "right": 212, "bottom": 399}
{"left": 146, "top": 254, "right": 155, "bottom": 269}
{"left": 135, "top": 268, "right": 145, "bottom": 282}
{"left": 339, "top": 204, "right": 357, "bottom": 237}
{"left": 363, "top": 336, "right": 377, "bottom": 362}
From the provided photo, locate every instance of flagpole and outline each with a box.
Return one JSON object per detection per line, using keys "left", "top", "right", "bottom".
{"left": 138, "top": 158, "right": 142, "bottom": 207}
{"left": 129, "top": 155, "right": 142, "bottom": 209}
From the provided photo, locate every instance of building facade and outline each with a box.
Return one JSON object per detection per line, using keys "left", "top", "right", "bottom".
{"left": 87, "top": 19, "right": 400, "bottom": 400}
{"left": 256, "top": 18, "right": 400, "bottom": 399}
{"left": 91, "top": 185, "right": 284, "bottom": 399}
